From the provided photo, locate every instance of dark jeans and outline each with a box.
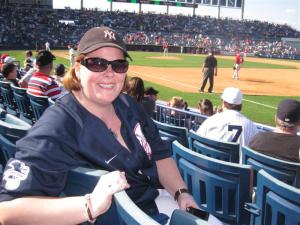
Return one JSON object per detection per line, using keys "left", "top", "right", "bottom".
{"left": 200, "top": 68, "right": 214, "bottom": 92}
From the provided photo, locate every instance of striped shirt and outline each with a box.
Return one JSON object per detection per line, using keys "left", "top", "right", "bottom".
{"left": 197, "top": 109, "right": 258, "bottom": 147}
{"left": 27, "top": 71, "right": 61, "bottom": 100}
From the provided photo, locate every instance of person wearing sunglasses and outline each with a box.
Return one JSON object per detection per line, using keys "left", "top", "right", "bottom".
{"left": 0, "top": 27, "right": 222, "bottom": 225}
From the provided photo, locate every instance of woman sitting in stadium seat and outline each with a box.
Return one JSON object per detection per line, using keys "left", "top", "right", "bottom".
{"left": 0, "top": 27, "right": 207, "bottom": 225}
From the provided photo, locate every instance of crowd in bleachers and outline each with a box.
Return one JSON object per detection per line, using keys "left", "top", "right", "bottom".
{"left": 0, "top": 5, "right": 299, "bottom": 58}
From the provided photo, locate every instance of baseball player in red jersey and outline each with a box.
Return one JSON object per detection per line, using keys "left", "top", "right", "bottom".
{"left": 233, "top": 52, "right": 244, "bottom": 80}
{"left": 163, "top": 42, "right": 169, "bottom": 56}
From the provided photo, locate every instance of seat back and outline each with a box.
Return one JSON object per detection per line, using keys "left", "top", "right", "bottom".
{"left": 172, "top": 141, "right": 252, "bottom": 225}
{"left": 242, "top": 146, "right": 300, "bottom": 187}
{"left": 63, "top": 167, "right": 121, "bottom": 225}
{"left": 0, "top": 109, "right": 31, "bottom": 143}
{"left": 154, "top": 120, "right": 188, "bottom": 147}
{"left": 188, "top": 130, "right": 239, "bottom": 163}
{"left": 0, "top": 135, "right": 17, "bottom": 166}
{"left": 114, "top": 190, "right": 161, "bottom": 225}
{"left": 11, "top": 85, "right": 33, "bottom": 123}
{"left": 0, "top": 81, "right": 18, "bottom": 115}
{"left": 27, "top": 92, "right": 49, "bottom": 121}
{"left": 48, "top": 97, "right": 55, "bottom": 106}
{"left": 253, "top": 170, "right": 300, "bottom": 225}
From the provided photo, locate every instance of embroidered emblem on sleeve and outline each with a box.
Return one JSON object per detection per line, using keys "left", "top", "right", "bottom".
{"left": 3, "top": 160, "right": 30, "bottom": 191}
{"left": 134, "top": 123, "right": 152, "bottom": 160}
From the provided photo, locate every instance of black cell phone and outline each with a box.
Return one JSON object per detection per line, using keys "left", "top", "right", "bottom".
{"left": 186, "top": 207, "right": 209, "bottom": 221}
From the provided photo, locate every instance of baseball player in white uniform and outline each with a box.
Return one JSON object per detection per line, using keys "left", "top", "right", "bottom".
{"left": 68, "top": 45, "right": 75, "bottom": 67}
{"left": 197, "top": 87, "right": 258, "bottom": 161}
{"left": 45, "top": 41, "right": 50, "bottom": 51}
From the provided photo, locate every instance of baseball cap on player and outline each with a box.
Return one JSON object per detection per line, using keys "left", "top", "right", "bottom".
{"left": 276, "top": 99, "right": 300, "bottom": 123}
{"left": 221, "top": 87, "right": 243, "bottom": 105}
{"left": 77, "top": 27, "right": 132, "bottom": 61}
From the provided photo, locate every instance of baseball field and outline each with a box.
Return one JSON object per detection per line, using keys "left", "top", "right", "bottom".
{"left": 6, "top": 50, "right": 300, "bottom": 126}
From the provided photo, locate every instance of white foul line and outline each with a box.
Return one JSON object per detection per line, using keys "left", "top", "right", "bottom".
{"left": 130, "top": 70, "right": 277, "bottom": 110}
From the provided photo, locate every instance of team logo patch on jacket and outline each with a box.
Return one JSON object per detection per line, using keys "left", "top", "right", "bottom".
{"left": 3, "top": 160, "right": 30, "bottom": 191}
{"left": 134, "top": 123, "right": 152, "bottom": 160}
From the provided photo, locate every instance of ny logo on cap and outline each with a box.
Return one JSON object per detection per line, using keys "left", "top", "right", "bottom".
{"left": 104, "top": 30, "right": 116, "bottom": 40}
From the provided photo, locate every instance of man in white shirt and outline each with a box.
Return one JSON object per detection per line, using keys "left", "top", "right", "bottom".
{"left": 197, "top": 87, "right": 258, "bottom": 149}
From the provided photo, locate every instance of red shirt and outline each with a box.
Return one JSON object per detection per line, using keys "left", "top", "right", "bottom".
{"left": 27, "top": 71, "right": 61, "bottom": 100}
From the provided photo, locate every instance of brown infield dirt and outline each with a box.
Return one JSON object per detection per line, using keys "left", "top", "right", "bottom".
{"left": 53, "top": 51, "right": 300, "bottom": 96}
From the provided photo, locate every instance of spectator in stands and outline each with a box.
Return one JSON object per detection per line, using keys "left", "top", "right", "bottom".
{"left": 126, "top": 76, "right": 144, "bottom": 102}
{"left": 169, "top": 96, "right": 184, "bottom": 109}
{"left": 27, "top": 50, "right": 62, "bottom": 100}
{"left": 0, "top": 26, "right": 211, "bottom": 225}
{"left": 144, "top": 86, "right": 159, "bottom": 102}
{"left": 24, "top": 50, "right": 34, "bottom": 69}
{"left": 18, "top": 65, "right": 36, "bottom": 88}
{"left": 52, "top": 63, "right": 66, "bottom": 87}
{"left": 198, "top": 99, "right": 213, "bottom": 116}
{"left": 249, "top": 99, "right": 300, "bottom": 163}
{"left": 168, "top": 96, "right": 185, "bottom": 116}
{"left": 1, "top": 63, "right": 19, "bottom": 87}
{"left": 143, "top": 87, "right": 159, "bottom": 118}
{"left": 197, "top": 87, "right": 258, "bottom": 150}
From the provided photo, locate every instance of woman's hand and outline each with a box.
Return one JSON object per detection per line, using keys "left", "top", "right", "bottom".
{"left": 177, "top": 193, "right": 198, "bottom": 210}
{"left": 90, "top": 171, "right": 130, "bottom": 217}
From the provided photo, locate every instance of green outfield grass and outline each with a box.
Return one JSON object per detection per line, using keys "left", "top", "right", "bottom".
{"left": 129, "top": 51, "right": 297, "bottom": 69}
{"left": 5, "top": 50, "right": 300, "bottom": 126}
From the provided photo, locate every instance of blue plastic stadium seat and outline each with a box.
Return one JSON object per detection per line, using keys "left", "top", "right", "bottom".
{"left": 27, "top": 92, "right": 49, "bottom": 122}
{"left": 0, "top": 81, "right": 19, "bottom": 116}
{"left": 11, "top": 85, "right": 34, "bottom": 124}
{"left": 172, "top": 141, "right": 252, "bottom": 225}
{"left": 63, "top": 167, "right": 120, "bottom": 225}
{"left": 48, "top": 97, "right": 55, "bottom": 106}
{"left": 154, "top": 120, "right": 189, "bottom": 147}
{"left": 114, "top": 190, "right": 162, "bottom": 225}
{"left": 245, "top": 170, "right": 300, "bottom": 225}
{"left": 0, "top": 108, "right": 31, "bottom": 143}
{"left": 0, "top": 135, "right": 17, "bottom": 167}
{"left": 242, "top": 146, "right": 300, "bottom": 188}
{"left": 188, "top": 130, "right": 240, "bottom": 163}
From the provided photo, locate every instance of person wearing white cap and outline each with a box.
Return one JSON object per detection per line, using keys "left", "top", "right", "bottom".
{"left": 3, "top": 56, "right": 15, "bottom": 64}
{"left": 197, "top": 87, "right": 258, "bottom": 160}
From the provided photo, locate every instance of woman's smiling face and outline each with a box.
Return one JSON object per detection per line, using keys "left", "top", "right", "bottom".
{"left": 77, "top": 47, "right": 127, "bottom": 106}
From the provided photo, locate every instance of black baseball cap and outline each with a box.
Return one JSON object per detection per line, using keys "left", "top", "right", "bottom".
{"left": 277, "top": 99, "right": 300, "bottom": 123}
{"left": 145, "top": 87, "right": 159, "bottom": 95}
{"left": 77, "top": 27, "right": 132, "bottom": 61}
{"left": 36, "top": 50, "right": 55, "bottom": 67}
{"left": 55, "top": 64, "right": 65, "bottom": 76}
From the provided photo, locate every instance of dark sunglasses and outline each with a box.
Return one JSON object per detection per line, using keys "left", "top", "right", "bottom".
{"left": 81, "top": 58, "right": 129, "bottom": 73}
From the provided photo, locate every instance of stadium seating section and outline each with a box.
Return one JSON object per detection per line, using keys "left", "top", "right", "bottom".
{"left": 0, "top": 5, "right": 299, "bottom": 59}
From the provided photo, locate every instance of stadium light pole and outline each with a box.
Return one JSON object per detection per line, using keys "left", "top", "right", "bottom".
{"left": 81, "top": 0, "right": 83, "bottom": 10}
{"left": 217, "top": 0, "right": 221, "bottom": 19}
{"left": 138, "top": 2, "right": 141, "bottom": 14}
{"left": 241, "top": 0, "right": 245, "bottom": 20}
{"left": 193, "top": 0, "right": 196, "bottom": 16}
